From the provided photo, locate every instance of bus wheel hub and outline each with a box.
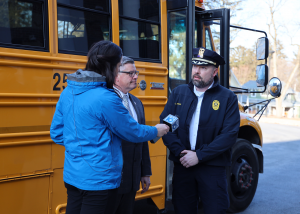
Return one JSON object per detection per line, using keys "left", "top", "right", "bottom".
{"left": 232, "top": 158, "right": 253, "bottom": 192}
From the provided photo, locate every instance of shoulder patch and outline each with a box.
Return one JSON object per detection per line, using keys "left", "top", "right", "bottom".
{"left": 212, "top": 100, "right": 220, "bottom": 110}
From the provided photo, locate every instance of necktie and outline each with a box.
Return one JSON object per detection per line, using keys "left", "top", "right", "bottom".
{"left": 122, "top": 94, "right": 133, "bottom": 117}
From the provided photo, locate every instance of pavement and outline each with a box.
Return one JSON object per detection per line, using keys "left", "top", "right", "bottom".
{"left": 239, "top": 123, "right": 300, "bottom": 214}
{"left": 254, "top": 116, "right": 300, "bottom": 126}
{"left": 133, "top": 120, "right": 300, "bottom": 214}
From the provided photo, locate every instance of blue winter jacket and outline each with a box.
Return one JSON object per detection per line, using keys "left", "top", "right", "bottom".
{"left": 50, "top": 70, "right": 157, "bottom": 191}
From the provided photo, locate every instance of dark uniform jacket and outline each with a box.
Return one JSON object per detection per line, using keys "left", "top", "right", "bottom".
{"left": 118, "top": 94, "right": 152, "bottom": 194}
{"left": 160, "top": 76, "right": 240, "bottom": 166}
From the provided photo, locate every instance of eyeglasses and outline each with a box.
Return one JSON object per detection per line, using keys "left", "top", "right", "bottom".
{"left": 119, "top": 70, "right": 139, "bottom": 77}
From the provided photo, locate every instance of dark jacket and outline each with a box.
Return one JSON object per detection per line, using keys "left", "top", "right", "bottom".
{"left": 160, "top": 76, "right": 240, "bottom": 166}
{"left": 118, "top": 94, "right": 152, "bottom": 194}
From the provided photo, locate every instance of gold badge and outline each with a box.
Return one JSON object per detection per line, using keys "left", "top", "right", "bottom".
{"left": 212, "top": 100, "right": 220, "bottom": 110}
{"left": 198, "top": 48, "right": 205, "bottom": 58}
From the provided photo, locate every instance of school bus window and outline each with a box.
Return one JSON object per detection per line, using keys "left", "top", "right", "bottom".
{"left": 0, "top": 0, "right": 46, "bottom": 49}
{"left": 119, "top": 0, "right": 160, "bottom": 61}
{"left": 205, "top": 28, "right": 213, "bottom": 50}
{"left": 57, "top": 0, "right": 109, "bottom": 12}
{"left": 210, "top": 20, "right": 220, "bottom": 54}
{"left": 119, "top": 0, "right": 159, "bottom": 22}
{"left": 57, "top": 1, "right": 110, "bottom": 55}
{"left": 119, "top": 19, "right": 159, "bottom": 60}
{"left": 168, "top": 11, "right": 187, "bottom": 91}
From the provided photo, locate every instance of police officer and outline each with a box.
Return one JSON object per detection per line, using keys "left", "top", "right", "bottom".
{"left": 160, "top": 47, "right": 240, "bottom": 214}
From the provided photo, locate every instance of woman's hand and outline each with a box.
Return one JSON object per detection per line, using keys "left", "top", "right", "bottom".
{"left": 155, "top": 124, "right": 169, "bottom": 137}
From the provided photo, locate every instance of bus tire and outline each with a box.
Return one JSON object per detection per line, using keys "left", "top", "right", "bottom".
{"left": 227, "top": 138, "right": 259, "bottom": 213}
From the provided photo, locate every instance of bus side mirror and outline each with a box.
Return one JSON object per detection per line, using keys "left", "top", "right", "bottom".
{"left": 268, "top": 77, "right": 282, "bottom": 98}
{"left": 256, "top": 64, "right": 268, "bottom": 87}
{"left": 256, "top": 37, "right": 269, "bottom": 60}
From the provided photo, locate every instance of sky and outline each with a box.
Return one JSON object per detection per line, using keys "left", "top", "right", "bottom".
{"left": 230, "top": 0, "right": 300, "bottom": 60}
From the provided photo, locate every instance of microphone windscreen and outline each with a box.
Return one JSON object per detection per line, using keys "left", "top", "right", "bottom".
{"left": 163, "top": 114, "right": 179, "bottom": 132}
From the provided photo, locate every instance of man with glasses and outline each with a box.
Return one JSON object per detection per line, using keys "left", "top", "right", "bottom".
{"left": 110, "top": 56, "right": 150, "bottom": 214}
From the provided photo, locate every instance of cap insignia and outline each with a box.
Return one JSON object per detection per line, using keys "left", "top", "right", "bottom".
{"left": 198, "top": 48, "right": 205, "bottom": 58}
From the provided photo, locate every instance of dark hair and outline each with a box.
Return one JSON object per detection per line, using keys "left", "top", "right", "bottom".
{"left": 85, "top": 40, "right": 122, "bottom": 88}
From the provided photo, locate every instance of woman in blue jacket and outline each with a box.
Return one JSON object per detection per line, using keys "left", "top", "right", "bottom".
{"left": 50, "top": 41, "right": 169, "bottom": 214}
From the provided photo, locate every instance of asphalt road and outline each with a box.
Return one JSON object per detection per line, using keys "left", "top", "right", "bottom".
{"left": 238, "top": 123, "right": 300, "bottom": 214}
{"left": 133, "top": 122, "right": 300, "bottom": 214}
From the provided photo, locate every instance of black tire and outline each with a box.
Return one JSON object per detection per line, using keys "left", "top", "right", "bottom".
{"left": 227, "top": 138, "right": 259, "bottom": 213}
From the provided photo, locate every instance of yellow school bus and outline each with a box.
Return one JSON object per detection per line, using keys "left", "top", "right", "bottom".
{"left": 0, "top": 0, "right": 279, "bottom": 213}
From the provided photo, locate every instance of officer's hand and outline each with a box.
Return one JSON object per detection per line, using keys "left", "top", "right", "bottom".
{"left": 155, "top": 124, "right": 169, "bottom": 137}
{"left": 180, "top": 150, "right": 199, "bottom": 168}
{"left": 140, "top": 176, "right": 151, "bottom": 194}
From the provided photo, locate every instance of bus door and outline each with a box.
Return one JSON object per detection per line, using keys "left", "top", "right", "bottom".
{"left": 166, "top": 7, "right": 189, "bottom": 207}
{"left": 167, "top": 8, "right": 231, "bottom": 95}
{"left": 195, "top": 8, "right": 230, "bottom": 88}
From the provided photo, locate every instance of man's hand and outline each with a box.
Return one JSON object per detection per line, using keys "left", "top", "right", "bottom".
{"left": 140, "top": 176, "right": 151, "bottom": 194}
{"left": 155, "top": 124, "right": 169, "bottom": 137}
{"left": 180, "top": 150, "right": 199, "bottom": 168}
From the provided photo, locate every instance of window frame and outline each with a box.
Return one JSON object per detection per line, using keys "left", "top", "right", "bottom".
{"left": 119, "top": 0, "right": 161, "bottom": 63}
{"left": 57, "top": 0, "right": 112, "bottom": 55}
{"left": 167, "top": 9, "right": 188, "bottom": 92}
{"left": 0, "top": 0, "right": 49, "bottom": 52}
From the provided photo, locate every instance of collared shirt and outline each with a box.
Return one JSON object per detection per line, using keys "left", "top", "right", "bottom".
{"left": 113, "top": 86, "right": 138, "bottom": 122}
{"left": 114, "top": 86, "right": 151, "bottom": 177}
{"left": 189, "top": 82, "right": 214, "bottom": 150}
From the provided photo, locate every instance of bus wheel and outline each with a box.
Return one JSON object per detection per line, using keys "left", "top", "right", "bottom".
{"left": 227, "top": 138, "right": 259, "bottom": 213}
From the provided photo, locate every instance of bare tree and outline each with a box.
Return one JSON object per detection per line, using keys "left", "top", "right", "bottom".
{"left": 265, "top": 0, "right": 289, "bottom": 117}
{"left": 288, "top": 22, "right": 300, "bottom": 92}
{"left": 204, "top": 0, "right": 247, "bottom": 40}
{"left": 266, "top": 0, "right": 284, "bottom": 77}
{"left": 230, "top": 45, "right": 257, "bottom": 85}
{"left": 204, "top": 0, "right": 244, "bottom": 18}
{"left": 279, "top": 45, "right": 300, "bottom": 102}
{"left": 276, "top": 23, "right": 300, "bottom": 116}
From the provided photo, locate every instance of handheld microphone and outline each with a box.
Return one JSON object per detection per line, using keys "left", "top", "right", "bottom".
{"left": 150, "top": 114, "right": 180, "bottom": 144}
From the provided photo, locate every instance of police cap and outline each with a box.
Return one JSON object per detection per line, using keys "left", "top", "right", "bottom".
{"left": 192, "top": 47, "right": 225, "bottom": 67}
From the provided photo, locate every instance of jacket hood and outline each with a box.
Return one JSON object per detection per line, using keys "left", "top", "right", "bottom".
{"left": 66, "top": 69, "right": 106, "bottom": 95}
